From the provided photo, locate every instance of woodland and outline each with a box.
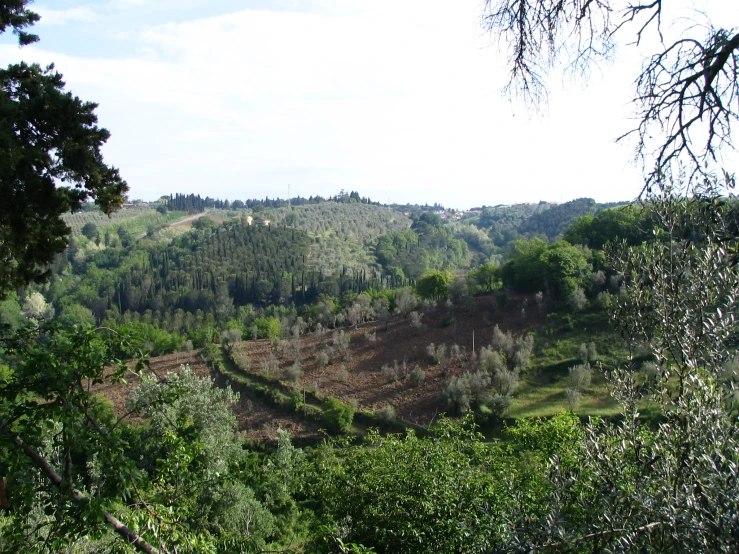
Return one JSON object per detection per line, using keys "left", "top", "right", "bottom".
{"left": 2, "top": 1, "right": 739, "bottom": 553}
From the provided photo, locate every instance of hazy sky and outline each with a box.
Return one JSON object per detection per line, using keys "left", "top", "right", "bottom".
{"left": 0, "top": 1, "right": 735, "bottom": 209}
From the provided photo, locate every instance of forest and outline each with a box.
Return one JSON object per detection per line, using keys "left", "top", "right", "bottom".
{"left": 2, "top": 1, "right": 739, "bottom": 553}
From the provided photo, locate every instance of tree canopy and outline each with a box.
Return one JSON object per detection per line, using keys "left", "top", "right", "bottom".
{"left": 0, "top": 0, "right": 39, "bottom": 46}
{"left": 0, "top": 2, "right": 127, "bottom": 296}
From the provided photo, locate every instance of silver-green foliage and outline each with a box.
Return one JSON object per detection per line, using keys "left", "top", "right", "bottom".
{"left": 128, "top": 364, "right": 242, "bottom": 484}
{"left": 497, "top": 176, "right": 739, "bottom": 552}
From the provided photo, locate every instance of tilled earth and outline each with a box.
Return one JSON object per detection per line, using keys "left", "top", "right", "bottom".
{"left": 95, "top": 294, "right": 540, "bottom": 441}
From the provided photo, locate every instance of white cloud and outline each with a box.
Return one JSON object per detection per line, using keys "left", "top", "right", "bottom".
{"left": 0, "top": 1, "right": 655, "bottom": 207}
{"left": 35, "top": 6, "right": 98, "bottom": 26}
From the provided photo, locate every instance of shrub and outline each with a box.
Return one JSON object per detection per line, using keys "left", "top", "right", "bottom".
{"left": 587, "top": 342, "right": 598, "bottom": 362}
{"left": 382, "top": 363, "right": 398, "bottom": 383}
{"left": 479, "top": 346, "right": 505, "bottom": 374}
{"left": 284, "top": 362, "right": 303, "bottom": 386}
{"left": 322, "top": 397, "right": 354, "bottom": 433}
{"left": 261, "top": 352, "right": 279, "bottom": 374}
{"left": 491, "top": 367, "right": 520, "bottom": 396}
{"left": 483, "top": 393, "right": 513, "bottom": 418}
{"left": 441, "top": 371, "right": 491, "bottom": 415}
{"left": 316, "top": 350, "right": 331, "bottom": 368}
{"left": 595, "top": 290, "right": 612, "bottom": 308}
{"left": 535, "top": 291, "right": 545, "bottom": 312}
{"left": 565, "top": 388, "right": 581, "bottom": 411}
{"left": 222, "top": 328, "right": 242, "bottom": 349}
{"left": 378, "top": 405, "right": 397, "bottom": 423}
{"left": 491, "top": 325, "right": 515, "bottom": 358}
{"left": 450, "top": 344, "right": 466, "bottom": 364}
{"left": 410, "top": 365, "right": 425, "bottom": 387}
{"left": 568, "top": 287, "right": 587, "bottom": 311}
{"left": 568, "top": 363, "right": 592, "bottom": 391}
{"left": 233, "top": 350, "right": 251, "bottom": 372}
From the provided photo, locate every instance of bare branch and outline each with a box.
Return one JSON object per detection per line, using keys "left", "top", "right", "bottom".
{"left": 622, "top": 27, "right": 739, "bottom": 192}
{"left": 483, "top": 0, "right": 738, "bottom": 192}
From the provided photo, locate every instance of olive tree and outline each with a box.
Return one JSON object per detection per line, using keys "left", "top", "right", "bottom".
{"left": 491, "top": 174, "right": 739, "bottom": 552}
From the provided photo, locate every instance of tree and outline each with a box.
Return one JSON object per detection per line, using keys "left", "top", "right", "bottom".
{"left": 127, "top": 365, "right": 263, "bottom": 542}
{"left": 483, "top": 0, "right": 739, "bottom": 189}
{"left": 467, "top": 262, "right": 502, "bottom": 293}
{"left": 310, "top": 418, "right": 510, "bottom": 554}
{"left": 0, "top": 323, "right": 265, "bottom": 553}
{"left": 81, "top": 222, "right": 98, "bottom": 240}
{"left": 0, "top": 0, "right": 39, "bottom": 46}
{"left": 20, "top": 291, "right": 54, "bottom": 322}
{"left": 56, "top": 302, "right": 95, "bottom": 328}
{"left": 0, "top": 324, "right": 160, "bottom": 552}
{"left": 501, "top": 239, "right": 589, "bottom": 298}
{"left": 491, "top": 174, "right": 739, "bottom": 551}
{"left": 0, "top": 291, "right": 23, "bottom": 329}
{"left": 321, "top": 397, "right": 354, "bottom": 433}
{"left": 415, "top": 269, "right": 453, "bottom": 301}
{"left": 564, "top": 204, "right": 652, "bottom": 249}
{"left": 0, "top": 3, "right": 127, "bottom": 296}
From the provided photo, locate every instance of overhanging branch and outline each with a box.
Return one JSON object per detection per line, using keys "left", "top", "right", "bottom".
{"left": 9, "top": 433, "right": 159, "bottom": 554}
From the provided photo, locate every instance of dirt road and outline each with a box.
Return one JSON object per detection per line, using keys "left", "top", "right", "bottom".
{"left": 137, "top": 211, "right": 210, "bottom": 239}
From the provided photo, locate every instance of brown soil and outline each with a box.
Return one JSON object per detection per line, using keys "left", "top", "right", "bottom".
{"left": 171, "top": 213, "right": 225, "bottom": 228}
{"left": 94, "top": 294, "right": 541, "bottom": 441}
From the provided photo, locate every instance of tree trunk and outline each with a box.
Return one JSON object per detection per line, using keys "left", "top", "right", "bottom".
{"left": 0, "top": 477, "right": 8, "bottom": 511}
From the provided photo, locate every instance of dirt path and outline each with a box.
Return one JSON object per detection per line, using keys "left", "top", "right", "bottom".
{"left": 137, "top": 211, "right": 210, "bottom": 239}
{"left": 169, "top": 211, "right": 210, "bottom": 227}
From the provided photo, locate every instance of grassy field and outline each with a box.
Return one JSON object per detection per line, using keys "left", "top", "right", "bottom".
{"left": 63, "top": 205, "right": 154, "bottom": 233}
{"left": 63, "top": 206, "right": 188, "bottom": 238}
{"left": 509, "top": 308, "right": 630, "bottom": 418}
{"left": 100, "top": 210, "right": 188, "bottom": 237}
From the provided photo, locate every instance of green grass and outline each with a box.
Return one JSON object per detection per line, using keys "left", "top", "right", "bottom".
{"left": 508, "top": 306, "right": 630, "bottom": 419}
{"left": 509, "top": 369, "right": 617, "bottom": 418}
{"left": 508, "top": 307, "right": 666, "bottom": 425}
{"left": 63, "top": 207, "right": 189, "bottom": 239}
{"left": 63, "top": 205, "right": 154, "bottom": 233}
{"left": 100, "top": 210, "right": 188, "bottom": 238}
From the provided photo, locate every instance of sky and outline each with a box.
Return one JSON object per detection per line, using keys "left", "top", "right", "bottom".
{"left": 0, "top": 0, "right": 736, "bottom": 209}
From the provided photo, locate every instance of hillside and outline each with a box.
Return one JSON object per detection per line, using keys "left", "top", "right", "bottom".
{"left": 466, "top": 198, "right": 629, "bottom": 245}
{"left": 269, "top": 202, "right": 412, "bottom": 276}
{"left": 94, "top": 294, "right": 626, "bottom": 442}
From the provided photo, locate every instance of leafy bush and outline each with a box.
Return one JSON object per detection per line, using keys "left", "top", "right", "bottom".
{"left": 568, "top": 363, "right": 592, "bottom": 390}
{"left": 233, "top": 350, "right": 251, "bottom": 372}
{"left": 378, "top": 405, "right": 396, "bottom": 423}
{"left": 441, "top": 371, "right": 490, "bottom": 415}
{"left": 410, "top": 365, "right": 425, "bottom": 387}
{"left": 564, "top": 388, "right": 581, "bottom": 410}
{"left": 260, "top": 352, "right": 279, "bottom": 374}
{"left": 284, "top": 362, "right": 303, "bottom": 385}
{"left": 568, "top": 287, "right": 587, "bottom": 311}
{"left": 381, "top": 363, "right": 397, "bottom": 383}
{"left": 322, "top": 397, "right": 354, "bottom": 433}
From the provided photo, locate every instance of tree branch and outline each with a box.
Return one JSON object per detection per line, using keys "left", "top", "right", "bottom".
{"left": 9, "top": 433, "right": 159, "bottom": 554}
{"left": 535, "top": 520, "right": 665, "bottom": 550}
